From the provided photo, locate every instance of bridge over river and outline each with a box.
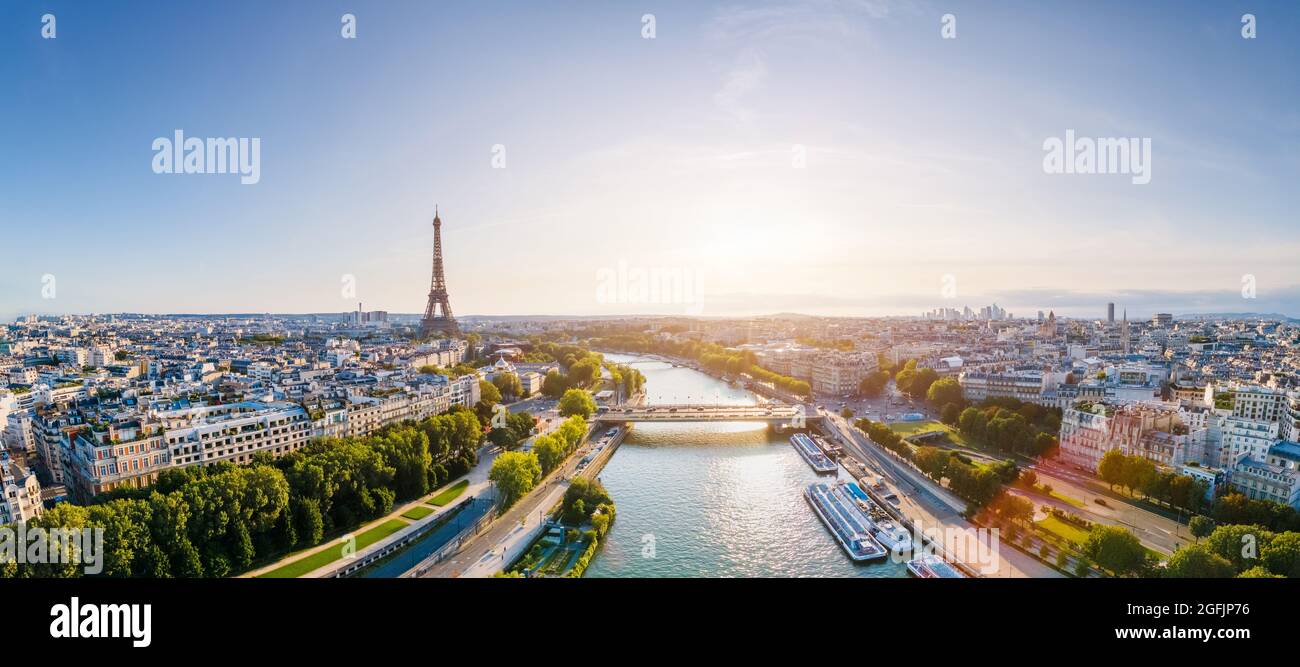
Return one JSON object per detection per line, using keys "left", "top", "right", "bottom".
{"left": 593, "top": 404, "right": 821, "bottom": 424}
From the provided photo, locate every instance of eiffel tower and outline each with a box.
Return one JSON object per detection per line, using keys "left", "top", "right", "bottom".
{"left": 419, "top": 208, "right": 459, "bottom": 337}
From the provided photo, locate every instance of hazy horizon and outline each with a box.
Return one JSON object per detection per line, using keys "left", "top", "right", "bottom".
{"left": 6, "top": 303, "right": 1297, "bottom": 322}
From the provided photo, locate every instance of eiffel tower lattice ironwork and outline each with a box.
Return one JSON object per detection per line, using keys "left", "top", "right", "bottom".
{"left": 419, "top": 208, "right": 459, "bottom": 337}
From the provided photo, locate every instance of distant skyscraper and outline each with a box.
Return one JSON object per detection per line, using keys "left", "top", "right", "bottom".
{"left": 1107, "top": 302, "right": 1115, "bottom": 324}
{"left": 1120, "top": 309, "right": 1131, "bottom": 354}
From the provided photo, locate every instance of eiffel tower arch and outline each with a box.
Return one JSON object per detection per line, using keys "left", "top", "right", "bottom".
{"left": 419, "top": 208, "right": 459, "bottom": 337}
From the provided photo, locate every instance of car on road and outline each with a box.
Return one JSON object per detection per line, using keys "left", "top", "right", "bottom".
{"left": 1094, "top": 498, "right": 1108, "bottom": 507}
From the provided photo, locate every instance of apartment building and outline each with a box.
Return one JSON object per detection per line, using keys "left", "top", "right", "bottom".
{"left": 809, "top": 352, "right": 876, "bottom": 396}
{"left": 4, "top": 410, "right": 35, "bottom": 455}
{"left": 1058, "top": 404, "right": 1112, "bottom": 470}
{"left": 157, "top": 401, "right": 313, "bottom": 468}
{"left": 1279, "top": 391, "right": 1300, "bottom": 442}
{"left": 519, "top": 371, "right": 542, "bottom": 397}
{"left": 959, "top": 370, "right": 1049, "bottom": 405}
{"left": 1229, "top": 441, "right": 1300, "bottom": 508}
{"left": 1217, "top": 416, "right": 1279, "bottom": 469}
{"left": 0, "top": 452, "right": 43, "bottom": 524}
{"left": 32, "top": 406, "right": 80, "bottom": 485}
{"left": 1058, "top": 402, "right": 1200, "bottom": 471}
{"left": 63, "top": 421, "right": 173, "bottom": 501}
{"left": 1170, "top": 380, "right": 1211, "bottom": 407}
{"left": 1229, "top": 384, "right": 1287, "bottom": 423}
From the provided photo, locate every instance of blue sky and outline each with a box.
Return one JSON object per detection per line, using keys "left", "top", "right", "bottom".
{"left": 1, "top": 0, "right": 1297, "bottom": 320}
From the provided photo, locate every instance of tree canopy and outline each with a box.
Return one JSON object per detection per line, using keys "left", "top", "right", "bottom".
{"left": 558, "top": 389, "right": 597, "bottom": 419}
{"left": 5, "top": 408, "right": 482, "bottom": 579}
{"left": 489, "top": 451, "right": 541, "bottom": 510}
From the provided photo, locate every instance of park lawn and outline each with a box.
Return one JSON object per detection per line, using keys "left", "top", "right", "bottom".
{"left": 427, "top": 479, "right": 470, "bottom": 506}
{"left": 257, "top": 519, "right": 407, "bottom": 578}
{"left": 1036, "top": 515, "right": 1090, "bottom": 545}
{"left": 401, "top": 505, "right": 434, "bottom": 521}
{"left": 888, "top": 420, "right": 968, "bottom": 446}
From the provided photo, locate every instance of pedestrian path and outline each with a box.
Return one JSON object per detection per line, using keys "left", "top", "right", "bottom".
{"left": 240, "top": 457, "right": 492, "bottom": 578}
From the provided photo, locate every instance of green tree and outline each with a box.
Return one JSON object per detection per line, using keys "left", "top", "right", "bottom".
{"left": 590, "top": 509, "right": 612, "bottom": 537}
{"left": 926, "top": 377, "right": 963, "bottom": 407}
{"left": 558, "top": 389, "right": 597, "bottom": 419}
{"left": 1122, "top": 457, "right": 1157, "bottom": 497}
{"left": 1164, "top": 544, "right": 1235, "bottom": 578}
{"left": 492, "top": 372, "right": 523, "bottom": 401}
{"left": 478, "top": 380, "right": 502, "bottom": 405}
{"left": 858, "top": 370, "right": 889, "bottom": 397}
{"left": 541, "top": 369, "right": 569, "bottom": 398}
{"left": 906, "top": 368, "right": 940, "bottom": 399}
{"left": 563, "top": 499, "right": 587, "bottom": 526}
{"left": 1205, "top": 524, "right": 1272, "bottom": 573}
{"left": 293, "top": 496, "right": 325, "bottom": 548}
{"left": 957, "top": 407, "right": 987, "bottom": 440}
{"left": 913, "top": 446, "right": 951, "bottom": 481}
{"left": 567, "top": 357, "right": 602, "bottom": 388}
{"left": 489, "top": 451, "right": 541, "bottom": 509}
{"left": 990, "top": 492, "right": 1034, "bottom": 526}
{"left": 1189, "top": 515, "right": 1214, "bottom": 542}
{"left": 940, "top": 402, "right": 961, "bottom": 425}
{"left": 1032, "top": 432, "right": 1057, "bottom": 457}
{"left": 533, "top": 434, "right": 566, "bottom": 476}
{"left": 561, "top": 477, "right": 612, "bottom": 521}
{"left": 1082, "top": 525, "right": 1148, "bottom": 577}
{"left": 1096, "top": 450, "right": 1126, "bottom": 491}
{"left": 1260, "top": 531, "right": 1300, "bottom": 578}
{"left": 488, "top": 426, "right": 519, "bottom": 451}
{"left": 506, "top": 411, "right": 536, "bottom": 442}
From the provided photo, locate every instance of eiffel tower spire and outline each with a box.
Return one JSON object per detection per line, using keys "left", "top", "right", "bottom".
{"left": 419, "top": 208, "right": 459, "bottom": 337}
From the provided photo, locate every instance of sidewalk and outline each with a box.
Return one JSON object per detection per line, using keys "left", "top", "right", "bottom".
{"left": 459, "top": 483, "right": 567, "bottom": 577}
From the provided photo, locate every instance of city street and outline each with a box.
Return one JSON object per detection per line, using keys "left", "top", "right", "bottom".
{"left": 921, "top": 426, "right": 1191, "bottom": 556}
{"left": 418, "top": 422, "right": 614, "bottom": 577}
{"left": 1027, "top": 459, "right": 1191, "bottom": 556}
{"left": 819, "top": 384, "right": 935, "bottom": 423}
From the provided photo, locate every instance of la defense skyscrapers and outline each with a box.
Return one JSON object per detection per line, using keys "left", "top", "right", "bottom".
{"left": 419, "top": 208, "right": 460, "bottom": 337}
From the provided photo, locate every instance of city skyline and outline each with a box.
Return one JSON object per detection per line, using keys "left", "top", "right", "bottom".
{"left": 4, "top": 1, "right": 1299, "bottom": 319}
{"left": 9, "top": 0, "right": 1300, "bottom": 646}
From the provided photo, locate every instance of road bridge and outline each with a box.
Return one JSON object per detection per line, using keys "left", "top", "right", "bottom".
{"left": 593, "top": 404, "right": 821, "bottom": 424}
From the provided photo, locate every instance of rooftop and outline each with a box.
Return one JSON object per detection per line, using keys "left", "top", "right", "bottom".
{"left": 1271, "top": 440, "right": 1300, "bottom": 463}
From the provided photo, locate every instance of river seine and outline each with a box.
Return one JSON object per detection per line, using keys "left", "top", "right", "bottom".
{"left": 584, "top": 354, "right": 907, "bottom": 578}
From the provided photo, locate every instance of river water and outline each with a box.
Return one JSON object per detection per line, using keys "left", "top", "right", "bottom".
{"left": 585, "top": 354, "right": 907, "bottom": 578}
